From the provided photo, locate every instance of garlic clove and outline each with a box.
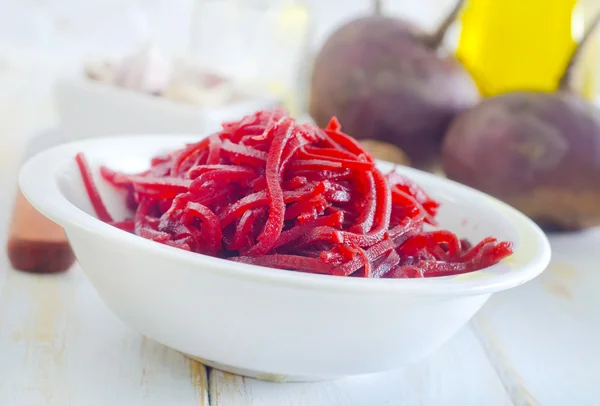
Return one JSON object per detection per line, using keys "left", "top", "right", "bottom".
{"left": 114, "top": 42, "right": 170, "bottom": 95}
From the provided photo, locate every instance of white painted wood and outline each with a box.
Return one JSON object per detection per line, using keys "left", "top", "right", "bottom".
{"left": 0, "top": 125, "right": 598, "bottom": 405}
{"left": 0, "top": 112, "right": 209, "bottom": 406}
{"left": 473, "top": 229, "right": 600, "bottom": 406}
{"left": 0, "top": 266, "right": 209, "bottom": 406}
{"left": 210, "top": 326, "right": 512, "bottom": 406}
{"left": 2, "top": 127, "right": 599, "bottom": 404}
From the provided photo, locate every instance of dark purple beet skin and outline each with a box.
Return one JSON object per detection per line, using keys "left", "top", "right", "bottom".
{"left": 442, "top": 15, "right": 600, "bottom": 231}
{"left": 310, "top": 0, "right": 479, "bottom": 170}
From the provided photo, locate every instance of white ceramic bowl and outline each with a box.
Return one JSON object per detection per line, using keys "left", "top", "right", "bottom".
{"left": 53, "top": 78, "right": 281, "bottom": 137}
{"left": 19, "top": 135, "right": 551, "bottom": 382}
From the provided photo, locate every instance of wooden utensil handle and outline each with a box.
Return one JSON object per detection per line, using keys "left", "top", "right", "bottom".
{"left": 6, "top": 191, "right": 75, "bottom": 273}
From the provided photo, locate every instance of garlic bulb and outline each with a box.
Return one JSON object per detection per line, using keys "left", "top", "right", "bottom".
{"left": 84, "top": 60, "right": 117, "bottom": 84}
{"left": 113, "top": 43, "right": 170, "bottom": 94}
{"left": 163, "top": 59, "right": 234, "bottom": 107}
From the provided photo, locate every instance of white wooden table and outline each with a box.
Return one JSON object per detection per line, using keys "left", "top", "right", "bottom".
{"left": 1, "top": 134, "right": 599, "bottom": 406}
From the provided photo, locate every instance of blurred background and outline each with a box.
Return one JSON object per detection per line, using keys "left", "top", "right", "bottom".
{"left": 0, "top": 0, "right": 461, "bottom": 225}
{"left": 3, "top": 0, "right": 600, "bottom": 268}
{"left": 0, "top": 0, "right": 457, "bottom": 137}
{"left": 0, "top": 0, "right": 456, "bottom": 126}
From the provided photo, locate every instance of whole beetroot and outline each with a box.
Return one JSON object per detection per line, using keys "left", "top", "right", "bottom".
{"left": 310, "top": 0, "right": 479, "bottom": 170}
{"left": 442, "top": 15, "right": 600, "bottom": 231}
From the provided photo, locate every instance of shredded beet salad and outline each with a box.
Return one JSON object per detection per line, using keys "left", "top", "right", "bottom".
{"left": 75, "top": 109, "right": 513, "bottom": 278}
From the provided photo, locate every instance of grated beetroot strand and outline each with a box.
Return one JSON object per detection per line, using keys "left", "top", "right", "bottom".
{"left": 75, "top": 109, "right": 513, "bottom": 278}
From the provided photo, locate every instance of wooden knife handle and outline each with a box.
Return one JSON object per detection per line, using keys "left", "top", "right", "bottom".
{"left": 6, "top": 191, "right": 75, "bottom": 273}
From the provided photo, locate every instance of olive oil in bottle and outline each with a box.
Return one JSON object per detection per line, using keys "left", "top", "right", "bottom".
{"left": 456, "top": 0, "right": 595, "bottom": 97}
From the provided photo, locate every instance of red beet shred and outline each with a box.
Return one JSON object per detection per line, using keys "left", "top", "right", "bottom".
{"left": 77, "top": 109, "right": 513, "bottom": 278}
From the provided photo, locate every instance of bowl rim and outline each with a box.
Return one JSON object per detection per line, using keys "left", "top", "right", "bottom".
{"left": 19, "top": 134, "right": 551, "bottom": 296}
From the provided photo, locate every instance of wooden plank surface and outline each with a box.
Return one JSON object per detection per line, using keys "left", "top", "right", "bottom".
{"left": 2, "top": 193, "right": 600, "bottom": 406}
{"left": 473, "top": 230, "right": 600, "bottom": 406}
{"left": 2, "top": 129, "right": 600, "bottom": 405}
{"left": 210, "top": 326, "right": 512, "bottom": 406}
{"left": 0, "top": 266, "right": 209, "bottom": 406}
{"left": 0, "top": 129, "right": 209, "bottom": 406}
{"left": 207, "top": 232, "right": 600, "bottom": 406}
